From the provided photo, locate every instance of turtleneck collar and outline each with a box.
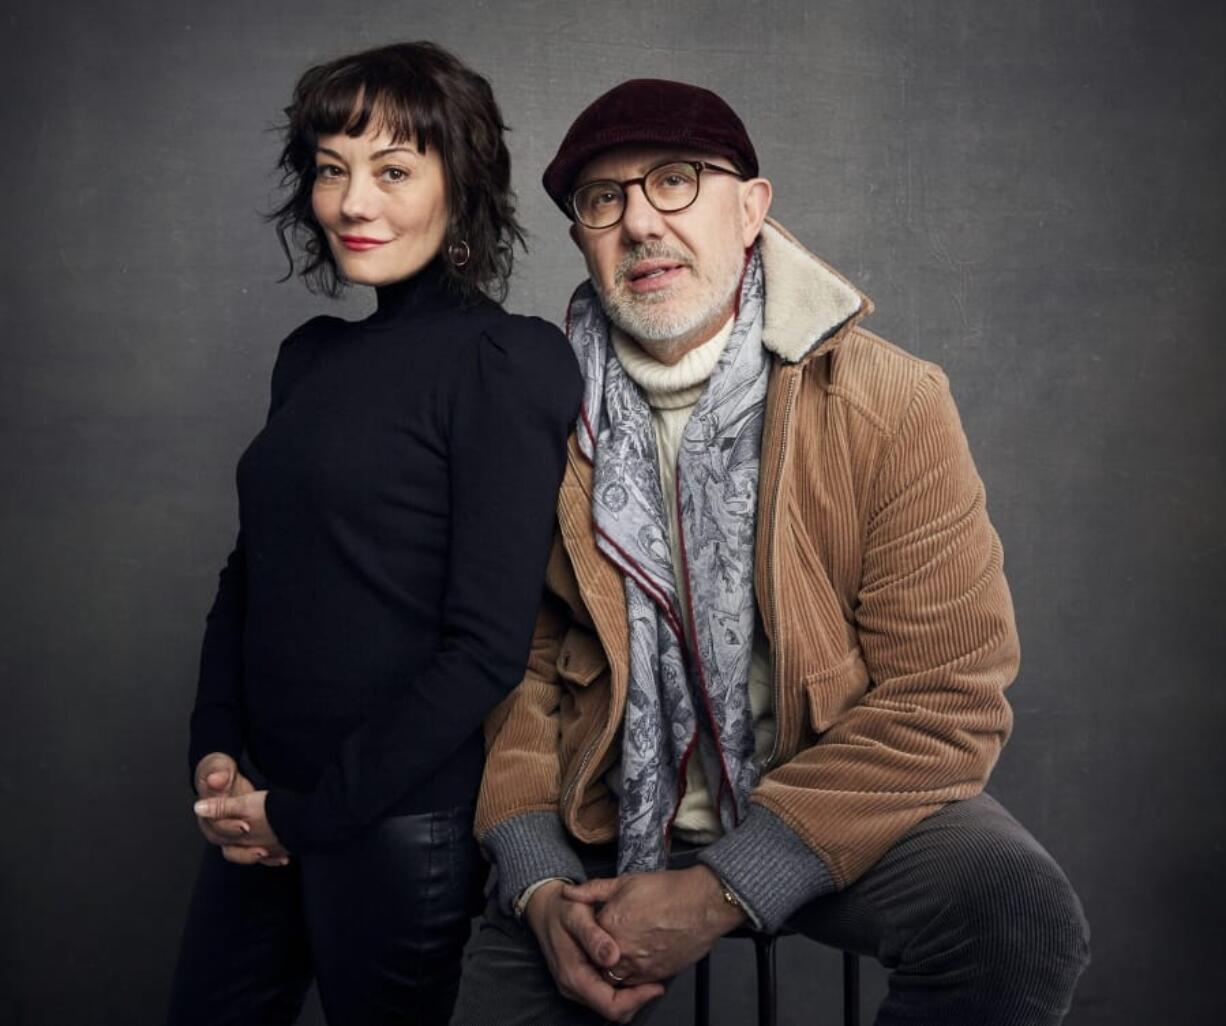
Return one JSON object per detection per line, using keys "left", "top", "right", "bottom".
{"left": 611, "top": 317, "right": 735, "bottom": 411}
{"left": 369, "top": 256, "right": 466, "bottom": 323}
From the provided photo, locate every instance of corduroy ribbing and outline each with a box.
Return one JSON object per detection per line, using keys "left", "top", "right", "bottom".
{"left": 474, "top": 221, "right": 1019, "bottom": 908}
{"left": 698, "top": 803, "right": 836, "bottom": 932}
{"left": 483, "top": 810, "right": 588, "bottom": 915}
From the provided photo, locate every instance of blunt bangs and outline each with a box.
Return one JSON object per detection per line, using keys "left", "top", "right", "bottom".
{"left": 297, "top": 57, "right": 441, "bottom": 154}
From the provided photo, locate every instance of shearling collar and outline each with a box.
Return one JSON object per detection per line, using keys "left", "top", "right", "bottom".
{"left": 758, "top": 218, "right": 872, "bottom": 364}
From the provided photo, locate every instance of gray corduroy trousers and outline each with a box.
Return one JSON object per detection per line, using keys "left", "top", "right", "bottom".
{"left": 451, "top": 793, "right": 1090, "bottom": 1026}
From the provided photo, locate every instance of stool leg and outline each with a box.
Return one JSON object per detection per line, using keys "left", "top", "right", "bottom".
{"left": 694, "top": 952, "right": 711, "bottom": 1026}
{"left": 842, "top": 951, "right": 860, "bottom": 1026}
{"left": 752, "top": 934, "right": 777, "bottom": 1026}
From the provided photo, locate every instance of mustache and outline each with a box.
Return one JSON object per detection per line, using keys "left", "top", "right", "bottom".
{"left": 613, "top": 242, "right": 693, "bottom": 285}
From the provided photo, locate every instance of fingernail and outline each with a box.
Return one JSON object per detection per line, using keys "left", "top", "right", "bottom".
{"left": 238, "top": 822, "right": 250, "bottom": 834}
{"left": 193, "top": 801, "right": 207, "bottom": 815}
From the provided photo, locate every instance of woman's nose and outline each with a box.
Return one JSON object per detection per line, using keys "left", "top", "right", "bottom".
{"left": 340, "top": 175, "right": 378, "bottom": 221}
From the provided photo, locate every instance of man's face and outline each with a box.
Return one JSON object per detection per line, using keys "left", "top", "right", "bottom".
{"left": 569, "top": 145, "right": 771, "bottom": 362}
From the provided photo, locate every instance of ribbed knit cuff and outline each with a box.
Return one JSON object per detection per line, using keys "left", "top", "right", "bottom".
{"left": 483, "top": 811, "right": 587, "bottom": 915}
{"left": 697, "top": 804, "right": 836, "bottom": 933}
{"left": 265, "top": 786, "right": 361, "bottom": 854}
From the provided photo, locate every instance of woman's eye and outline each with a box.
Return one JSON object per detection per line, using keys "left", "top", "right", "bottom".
{"left": 315, "top": 164, "right": 345, "bottom": 179}
{"left": 381, "top": 166, "right": 409, "bottom": 183}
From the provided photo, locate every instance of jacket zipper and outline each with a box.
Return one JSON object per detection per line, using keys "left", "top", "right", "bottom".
{"left": 761, "top": 370, "right": 800, "bottom": 772}
{"left": 561, "top": 721, "right": 604, "bottom": 821}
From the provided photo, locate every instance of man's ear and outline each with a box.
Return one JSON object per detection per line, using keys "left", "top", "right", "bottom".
{"left": 569, "top": 221, "right": 582, "bottom": 250}
{"left": 738, "top": 177, "right": 773, "bottom": 247}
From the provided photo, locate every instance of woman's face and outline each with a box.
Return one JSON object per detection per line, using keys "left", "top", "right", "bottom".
{"left": 311, "top": 126, "right": 449, "bottom": 287}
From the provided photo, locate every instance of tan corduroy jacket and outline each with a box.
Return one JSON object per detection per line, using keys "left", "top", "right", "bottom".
{"left": 476, "top": 220, "right": 1019, "bottom": 922}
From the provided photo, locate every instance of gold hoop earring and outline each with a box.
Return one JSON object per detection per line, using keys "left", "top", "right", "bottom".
{"left": 447, "top": 239, "right": 471, "bottom": 268}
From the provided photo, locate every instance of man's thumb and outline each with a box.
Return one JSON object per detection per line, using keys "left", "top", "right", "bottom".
{"left": 562, "top": 878, "right": 620, "bottom": 904}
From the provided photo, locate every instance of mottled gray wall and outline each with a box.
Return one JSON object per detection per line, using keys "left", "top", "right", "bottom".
{"left": 2, "top": 1, "right": 1222, "bottom": 1023}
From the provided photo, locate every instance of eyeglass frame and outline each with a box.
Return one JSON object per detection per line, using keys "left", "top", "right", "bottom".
{"left": 567, "top": 159, "right": 748, "bottom": 229}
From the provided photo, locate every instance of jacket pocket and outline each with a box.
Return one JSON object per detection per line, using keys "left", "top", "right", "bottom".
{"left": 556, "top": 625, "right": 608, "bottom": 687}
{"left": 803, "top": 648, "right": 872, "bottom": 734}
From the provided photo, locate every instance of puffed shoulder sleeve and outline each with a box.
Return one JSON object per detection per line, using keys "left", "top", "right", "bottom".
{"left": 264, "top": 314, "right": 582, "bottom": 852}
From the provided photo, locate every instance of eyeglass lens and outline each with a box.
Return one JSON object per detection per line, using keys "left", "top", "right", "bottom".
{"left": 573, "top": 162, "right": 701, "bottom": 228}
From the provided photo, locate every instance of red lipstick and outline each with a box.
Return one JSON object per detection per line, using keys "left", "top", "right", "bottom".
{"left": 339, "top": 235, "right": 390, "bottom": 251}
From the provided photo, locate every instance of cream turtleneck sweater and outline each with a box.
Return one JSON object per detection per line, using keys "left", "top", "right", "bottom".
{"left": 608, "top": 322, "right": 776, "bottom": 843}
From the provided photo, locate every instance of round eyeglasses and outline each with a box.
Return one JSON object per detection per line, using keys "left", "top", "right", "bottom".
{"left": 569, "top": 160, "right": 747, "bottom": 229}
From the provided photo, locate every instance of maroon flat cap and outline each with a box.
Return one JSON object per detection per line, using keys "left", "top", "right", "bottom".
{"left": 542, "top": 78, "right": 758, "bottom": 218}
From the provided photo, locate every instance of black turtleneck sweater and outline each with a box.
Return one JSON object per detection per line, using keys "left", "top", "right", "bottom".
{"left": 188, "top": 260, "right": 581, "bottom": 853}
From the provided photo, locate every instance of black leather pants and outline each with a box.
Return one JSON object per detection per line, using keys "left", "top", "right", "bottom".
{"left": 167, "top": 805, "right": 484, "bottom": 1026}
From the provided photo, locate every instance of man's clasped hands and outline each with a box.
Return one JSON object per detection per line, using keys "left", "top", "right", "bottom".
{"left": 522, "top": 863, "right": 747, "bottom": 1023}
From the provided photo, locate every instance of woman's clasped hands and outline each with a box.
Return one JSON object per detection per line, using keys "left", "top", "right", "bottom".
{"left": 192, "top": 752, "right": 290, "bottom": 867}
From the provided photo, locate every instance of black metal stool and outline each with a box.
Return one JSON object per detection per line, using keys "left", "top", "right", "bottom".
{"left": 693, "top": 929, "right": 860, "bottom": 1026}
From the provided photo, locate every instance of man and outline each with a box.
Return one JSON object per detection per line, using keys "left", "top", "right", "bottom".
{"left": 452, "top": 79, "right": 1089, "bottom": 1026}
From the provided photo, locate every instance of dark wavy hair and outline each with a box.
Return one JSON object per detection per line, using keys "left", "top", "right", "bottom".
{"left": 270, "top": 41, "right": 525, "bottom": 301}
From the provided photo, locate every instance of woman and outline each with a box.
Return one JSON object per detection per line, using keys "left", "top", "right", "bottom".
{"left": 166, "top": 42, "right": 580, "bottom": 1025}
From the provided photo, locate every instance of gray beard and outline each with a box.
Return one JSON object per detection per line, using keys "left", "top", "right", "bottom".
{"left": 594, "top": 246, "right": 744, "bottom": 361}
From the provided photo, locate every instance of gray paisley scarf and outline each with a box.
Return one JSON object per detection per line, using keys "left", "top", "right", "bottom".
{"left": 567, "top": 248, "right": 770, "bottom": 873}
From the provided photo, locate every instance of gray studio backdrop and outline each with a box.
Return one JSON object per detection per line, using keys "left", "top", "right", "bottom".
{"left": 2, "top": 1, "right": 1222, "bottom": 1024}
